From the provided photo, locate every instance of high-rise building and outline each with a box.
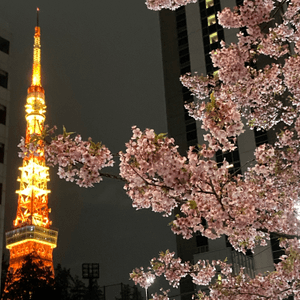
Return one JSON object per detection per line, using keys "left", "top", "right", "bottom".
{"left": 0, "top": 17, "right": 11, "bottom": 283}
{"left": 5, "top": 9, "right": 58, "bottom": 276}
{"left": 159, "top": 0, "right": 284, "bottom": 298}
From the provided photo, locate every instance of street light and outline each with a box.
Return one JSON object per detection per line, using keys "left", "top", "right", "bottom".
{"left": 144, "top": 274, "right": 155, "bottom": 300}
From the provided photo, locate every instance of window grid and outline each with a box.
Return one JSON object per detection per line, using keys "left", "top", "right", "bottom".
{"left": 254, "top": 128, "right": 268, "bottom": 147}
{"left": 216, "top": 146, "right": 242, "bottom": 176}
{"left": 199, "top": 0, "right": 224, "bottom": 74}
{"left": 199, "top": 0, "right": 242, "bottom": 175}
{"left": 270, "top": 234, "right": 285, "bottom": 264}
{"left": 175, "top": 8, "right": 198, "bottom": 147}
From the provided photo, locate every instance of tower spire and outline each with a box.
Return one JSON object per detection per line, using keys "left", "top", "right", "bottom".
{"left": 31, "top": 7, "right": 42, "bottom": 88}
{"left": 5, "top": 10, "right": 58, "bottom": 278}
{"left": 37, "top": 7, "right": 39, "bottom": 27}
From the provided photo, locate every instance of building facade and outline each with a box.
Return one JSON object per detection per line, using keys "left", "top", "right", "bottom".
{"left": 0, "top": 18, "right": 11, "bottom": 282}
{"left": 159, "top": 0, "right": 283, "bottom": 298}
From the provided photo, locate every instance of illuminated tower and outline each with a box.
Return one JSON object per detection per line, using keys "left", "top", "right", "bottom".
{"left": 5, "top": 9, "right": 58, "bottom": 273}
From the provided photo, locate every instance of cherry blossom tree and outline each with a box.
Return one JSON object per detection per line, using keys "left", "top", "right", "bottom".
{"left": 20, "top": 0, "right": 300, "bottom": 298}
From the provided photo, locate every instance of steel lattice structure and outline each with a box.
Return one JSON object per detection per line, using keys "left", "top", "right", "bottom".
{"left": 6, "top": 9, "right": 58, "bottom": 274}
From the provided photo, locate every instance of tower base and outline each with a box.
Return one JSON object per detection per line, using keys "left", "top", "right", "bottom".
{"left": 8, "top": 241, "right": 54, "bottom": 273}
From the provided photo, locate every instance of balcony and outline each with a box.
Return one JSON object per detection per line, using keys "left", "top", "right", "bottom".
{"left": 6, "top": 225, "right": 58, "bottom": 249}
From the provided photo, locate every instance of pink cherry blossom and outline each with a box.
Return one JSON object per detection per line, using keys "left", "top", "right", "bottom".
{"left": 17, "top": 0, "right": 300, "bottom": 298}
{"left": 20, "top": 128, "right": 114, "bottom": 188}
{"left": 145, "top": 0, "right": 197, "bottom": 11}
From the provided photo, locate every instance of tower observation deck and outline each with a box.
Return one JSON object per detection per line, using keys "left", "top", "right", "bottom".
{"left": 5, "top": 8, "right": 58, "bottom": 273}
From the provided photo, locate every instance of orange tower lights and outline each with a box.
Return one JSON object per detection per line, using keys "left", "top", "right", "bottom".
{"left": 6, "top": 8, "right": 58, "bottom": 273}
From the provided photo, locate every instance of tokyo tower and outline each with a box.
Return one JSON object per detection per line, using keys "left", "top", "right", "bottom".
{"left": 5, "top": 8, "right": 58, "bottom": 274}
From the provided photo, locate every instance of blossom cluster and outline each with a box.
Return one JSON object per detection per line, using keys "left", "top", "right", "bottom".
{"left": 217, "top": 0, "right": 274, "bottom": 28}
{"left": 184, "top": 92, "right": 244, "bottom": 152}
{"left": 181, "top": 0, "right": 300, "bottom": 131}
{"left": 130, "top": 268, "right": 156, "bottom": 289}
{"left": 130, "top": 250, "right": 218, "bottom": 291}
{"left": 19, "top": 129, "right": 114, "bottom": 188}
{"left": 145, "top": 0, "right": 197, "bottom": 11}
{"left": 132, "top": 241, "right": 300, "bottom": 300}
{"left": 209, "top": 239, "right": 300, "bottom": 299}
{"left": 129, "top": 0, "right": 300, "bottom": 298}
{"left": 119, "top": 126, "right": 186, "bottom": 216}
{"left": 46, "top": 134, "right": 114, "bottom": 187}
{"left": 17, "top": 0, "right": 300, "bottom": 298}
{"left": 120, "top": 126, "right": 300, "bottom": 253}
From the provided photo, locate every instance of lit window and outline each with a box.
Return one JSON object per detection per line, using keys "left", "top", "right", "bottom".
{"left": 213, "top": 70, "right": 219, "bottom": 77}
{"left": 209, "top": 32, "right": 218, "bottom": 44}
{"left": 206, "top": 0, "right": 214, "bottom": 8}
{"left": 207, "top": 14, "right": 216, "bottom": 26}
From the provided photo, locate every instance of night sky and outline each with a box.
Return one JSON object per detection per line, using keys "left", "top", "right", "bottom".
{"left": 0, "top": 0, "right": 177, "bottom": 295}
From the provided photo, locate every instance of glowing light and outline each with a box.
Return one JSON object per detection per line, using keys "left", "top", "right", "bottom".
{"left": 207, "top": 14, "right": 216, "bottom": 26}
{"left": 31, "top": 26, "right": 41, "bottom": 87}
{"left": 6, "top": 225, "right": 58, "bottom": 249}
{"left": 5, "top": 15, "right": 58, "bottom": 278}
{"left": 209, "top": 32, "right": 218, "bottom": 44}
{"left": 206, "top": 0, "right": 214, "bottom": 8}
{"left": 7, "top": 241, "right": 54, "bottom": 274}
{"left": 13, "top": 24, "right": 50, "bottom": 228}
{"left": 144, "top": 274, "right": 155, "bottom": 300}
{"left": 146, "top": 276, "right": 155, "bottom": 287}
